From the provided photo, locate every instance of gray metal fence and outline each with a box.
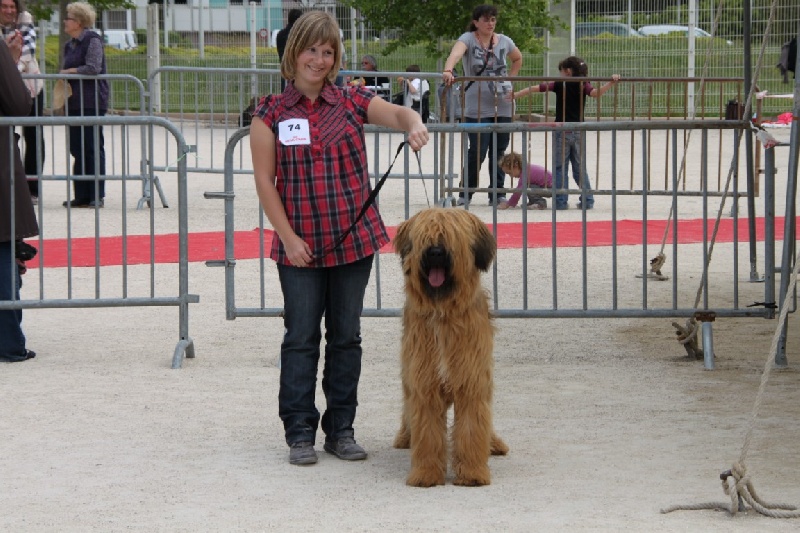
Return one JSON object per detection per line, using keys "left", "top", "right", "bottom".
{"left": 1, "top": 115, "right": 198, "bottom": 368}
{"left": 5, "top": 67, "right": 796, "bottom": 369}
{"left": 217, "top": 118, "right": 796, "bottom": 365}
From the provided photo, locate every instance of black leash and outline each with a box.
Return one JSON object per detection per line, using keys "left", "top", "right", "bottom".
{"left": 316, "top": 141, "right": 416, "bottom": 260}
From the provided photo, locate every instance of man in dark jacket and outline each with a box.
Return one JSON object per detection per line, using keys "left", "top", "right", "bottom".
{"left": 0, "top": 35, "right": 38, "bottom": 362}
{"left": 275, "top": 8, "right": 303, "bottom": 90}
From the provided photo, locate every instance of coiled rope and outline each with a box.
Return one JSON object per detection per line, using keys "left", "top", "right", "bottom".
{"left": 662, "top": 246, "right": 800, "bottom": 517}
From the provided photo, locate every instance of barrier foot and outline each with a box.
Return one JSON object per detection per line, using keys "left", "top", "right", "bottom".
{"left": 171, "top": 337, "right": 195, "bottom": 369}
{"left": 137, "top": 175, "right": 170, "bottom": 210}
{"left": 695, "top": 311, "right": 717, "bottom": 370}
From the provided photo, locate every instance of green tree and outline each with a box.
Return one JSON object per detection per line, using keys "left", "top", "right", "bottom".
{"left": 339, "top": 0, "right": 559, "bottom": 54}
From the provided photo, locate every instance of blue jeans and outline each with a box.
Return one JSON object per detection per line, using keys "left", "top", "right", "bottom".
{"left": 0, "top": 241, "right": 27, "bottom": 360}
{"left": 552, "top": 130, "right": 594, "bottom": 208}
{"left": 277, "top": 254, "right": 374, "bottom": 446}
{"left": 462, "top": 116, "right": 511, "bottom": 201}
{"left": 69, "top": 109, "right": 106, "bottom": 203}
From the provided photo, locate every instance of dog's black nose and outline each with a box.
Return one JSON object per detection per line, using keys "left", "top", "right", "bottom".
{"left": 427, "top": 246, "right": 445, "bottom": 259}
{"left": 425, "top": 246, "right": 447, "bottom": 268}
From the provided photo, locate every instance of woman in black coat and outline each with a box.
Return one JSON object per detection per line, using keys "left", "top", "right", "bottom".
{"left": 0, "top": 34, "right": 38, "bottom": 362}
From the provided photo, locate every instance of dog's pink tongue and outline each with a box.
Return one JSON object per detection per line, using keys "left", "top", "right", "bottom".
{"left": 429, "top": 267, "right": 445, "bottom": 288}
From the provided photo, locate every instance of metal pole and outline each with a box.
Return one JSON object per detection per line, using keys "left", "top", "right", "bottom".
{"left": 744, "top": 0, "right": 759, "bottom": 282}
{"left": 774, "top": 20, "right": 800, "bottom": 368}
{"left": 250, "top": 1, "right": 257, "bottom": 97}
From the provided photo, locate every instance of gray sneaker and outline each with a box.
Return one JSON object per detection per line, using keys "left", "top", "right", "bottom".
{"left": 289, "top": 442, "right": 318, "bottom": 465}
{"left": 324, "top": 437, "right": 368, "bottom": 461}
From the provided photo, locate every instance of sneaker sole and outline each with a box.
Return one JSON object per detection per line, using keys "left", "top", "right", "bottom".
{"left": 290, "top": 455, "right": 318, "bottom": 465}
{"left": 323, "top": 443, "right": 367, "bottom": 461}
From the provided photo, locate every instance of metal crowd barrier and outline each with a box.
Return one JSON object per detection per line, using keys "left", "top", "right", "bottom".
{"left": 216, "top": 120, "right": 790, "bottom": 354}
{"left": 1, "top": 115, "right": 198, "bottom": 368}
{"left": 21, "top": 73, "right": 170, "bottom": 210}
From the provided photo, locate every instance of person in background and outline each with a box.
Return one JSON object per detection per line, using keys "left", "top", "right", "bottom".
{"left": 0, "top": 35, "right": 38, "bottom": 363}
{"left": 496, "top": 151, "right": 550, "bottom": 210}
{"left": 334, "top": 41, "right": 348, "bottom": 87}
{"left": 276, "top": 8, "right": 303, "bottom": 91}
{"left": 396, "top": 64, "right": 429, "bottom": 123}
{"left": 442, "top": 4, "right": 523, "bottom": 206}
{"left": 250, "top": 11, "right": 428, "bottom": 466}
{"left": 350, "top": 54, "right": 390, "bottom": 90}
{"left": 0, "top": 0, "right": 44, "bottom": 205}
{"left": 60, "top": 1, "right": 108, "bottom": 209}
{"left": 511, "top": 56, "right": 619, "bottom": 210}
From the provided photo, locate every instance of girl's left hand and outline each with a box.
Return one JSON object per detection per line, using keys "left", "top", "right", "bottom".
{"left": 406, "top": 122, "right": 429, "bottom": 152}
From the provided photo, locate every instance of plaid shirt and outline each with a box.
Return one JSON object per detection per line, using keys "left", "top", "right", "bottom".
{"left": 255, "top": 82, "right": 389, "bottom": 267}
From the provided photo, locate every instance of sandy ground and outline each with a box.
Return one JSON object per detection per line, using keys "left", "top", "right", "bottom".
{"left": 2, "top": 123, "right": 800, "bottom": 532}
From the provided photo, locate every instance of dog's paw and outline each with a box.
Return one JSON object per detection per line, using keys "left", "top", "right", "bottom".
{"left": 393, "top": 430, "right": 411, "bottom": 449}
{"left": 453, "top": 474, "right": 491, "bottom": 487}
{"left": 406, "top": 468, "right": 445, "bottom": 487}
{"left": 490, "top": 433, "right": 509, "bottom": 456}
{"left": 453, "top": 464, "right": 491, "bottom": 487}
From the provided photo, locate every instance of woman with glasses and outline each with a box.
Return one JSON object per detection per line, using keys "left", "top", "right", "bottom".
{"left": 350, "top": 54, "right": 390, "bottom": 97}
{"left": 60, "top": 1, "right": 108, "bottom": 209}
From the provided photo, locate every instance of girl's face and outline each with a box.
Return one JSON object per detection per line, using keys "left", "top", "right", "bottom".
{"left": 295, "top": 41, "right": 335, "bottom": 85}
{"left": 502, "top": 164, "right": 521, "bottom": 178}
{"left": 559, "top": 67, "right": 573, "bottom": 77}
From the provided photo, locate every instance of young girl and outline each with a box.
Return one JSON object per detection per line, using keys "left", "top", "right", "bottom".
{"left": 512, "top": 56, "right": 619, "bottom": 210}
{"left": 497, "top": 151, "right": 552, "bottom": 210}
{"left": 250, "top": 11, "right": 428, "bottom": 466}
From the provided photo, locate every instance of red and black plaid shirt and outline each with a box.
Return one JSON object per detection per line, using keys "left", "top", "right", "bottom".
{"left": 255, "top": 82, "right": 389, "bottom": 267}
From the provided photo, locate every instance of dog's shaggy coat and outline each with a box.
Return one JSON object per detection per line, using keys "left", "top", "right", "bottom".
{"left": 392, "top": 208, "right": 508, "bottom": 487}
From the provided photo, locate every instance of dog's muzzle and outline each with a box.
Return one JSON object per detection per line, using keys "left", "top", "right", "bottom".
{"left": 421, "top": 245, "right": 453, "bottom": 297}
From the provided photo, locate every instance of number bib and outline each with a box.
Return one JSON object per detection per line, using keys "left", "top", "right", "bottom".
{"left": 278, "top": 119, "right": 311, "bottom": 146}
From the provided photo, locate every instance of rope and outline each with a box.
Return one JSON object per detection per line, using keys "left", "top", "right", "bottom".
{"left": 652, "top": 0, "right": 729, "bottom": 262}
{"left": 649, "top": 252, "right": 666, "bottom": 278}
{"left": 662, "top": 201, "right": 800, "bottom": 517}
{"left": 661, "top": 0, "right": 800, "bottom": 518}
{"left": 671, "top": 317, "right": 701, "bottom": 358}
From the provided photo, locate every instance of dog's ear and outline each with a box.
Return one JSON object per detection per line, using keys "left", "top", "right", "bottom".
{"left": 393, "top": 216, "right": 414, "bottom": 260}
{"left": 472, "top": 220, "right": 497, "bottom": 272}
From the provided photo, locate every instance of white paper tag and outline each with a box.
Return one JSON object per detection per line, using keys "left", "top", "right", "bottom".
{"left": 278, "top": 119, "right": 311, "bottom": 146}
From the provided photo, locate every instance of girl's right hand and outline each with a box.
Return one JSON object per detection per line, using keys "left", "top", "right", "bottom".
{"left": 283, "top": 234, "right": 313, "bottom": 267}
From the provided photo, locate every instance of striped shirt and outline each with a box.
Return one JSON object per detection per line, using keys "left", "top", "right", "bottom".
{"left": 254, "top": 82, "right": 389, "bottom": 267}
{"left": 1, "top": 11, "right": 36, "bottom": 66}
{"left": 1, "top": 12, "right": 41, "bottom": 96}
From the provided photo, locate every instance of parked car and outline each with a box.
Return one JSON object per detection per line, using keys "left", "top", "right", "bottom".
{"left": 102, "top": 30, "right": 138, "bottom": 51}
{"left": 575, "top": 22, "right": 643, "bottom": 38}
{"left": 638, "top": 24, "right": 733, "bottom": 45}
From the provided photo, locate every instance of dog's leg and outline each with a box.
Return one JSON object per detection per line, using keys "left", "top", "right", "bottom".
{"left": 394, "top": 316, "right": 415, "bottom": 450}
{"left": 490, "top": 432, "right": 509, "bottom": 456}
{"left": 407, "top": 387, "right": 448, "bottom": 487}
{"left": 451, "top": 395, "right": 492, "bottom": 486}
{"left": 404, "top": 323, "right": 448, "bottom": 487}
{"left": 447, "top": 315, "right": 493, "bottom": 487}
{"left": 393, "top": 371, "right": 412, "bottom": 449}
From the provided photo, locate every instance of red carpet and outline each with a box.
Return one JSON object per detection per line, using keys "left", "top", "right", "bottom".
{"left": 26, "top": 216, "right": 789, "bottom": 269}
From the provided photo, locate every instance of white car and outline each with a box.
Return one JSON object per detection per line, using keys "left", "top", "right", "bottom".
{"left": 638, "top": 24, "right": 732, "bottom": 45}
{"left": 102, "top": 30, "right": 139, "bottom": 51}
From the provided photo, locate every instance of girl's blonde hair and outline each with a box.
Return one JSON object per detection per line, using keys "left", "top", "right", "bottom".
{"left": 499, "top": 152, "right": 522, "bottom": 171}
{"left": 281, "top": 11, "right": 342, "bottom": 84}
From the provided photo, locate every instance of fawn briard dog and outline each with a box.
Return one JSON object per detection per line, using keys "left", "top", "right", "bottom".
{"left": 392, "top": 208, "right": 508, "bottom": 487}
